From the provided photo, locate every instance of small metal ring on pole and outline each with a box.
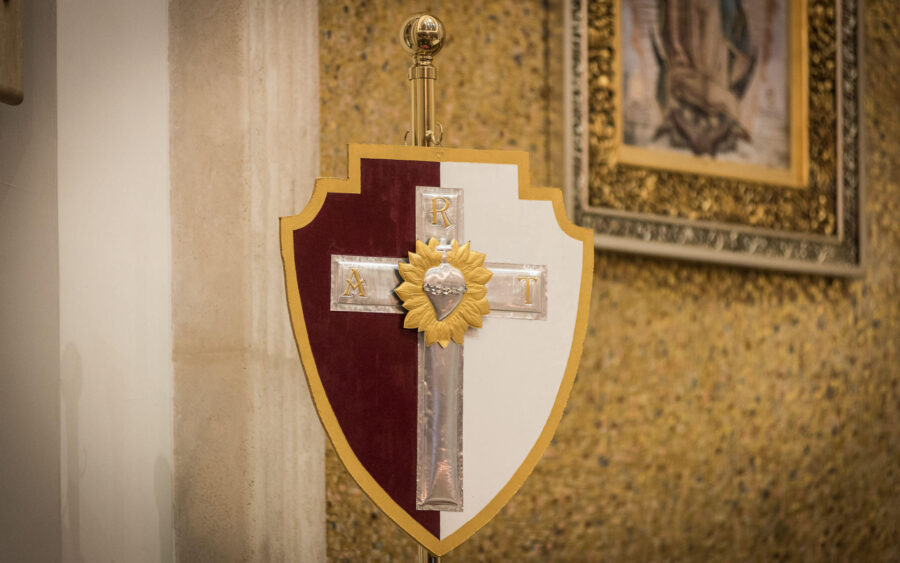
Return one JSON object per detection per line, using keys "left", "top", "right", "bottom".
{"left": 428, "top": 122, "right": 444, "bottom": 146}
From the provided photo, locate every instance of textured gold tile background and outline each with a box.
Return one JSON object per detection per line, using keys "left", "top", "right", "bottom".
{"left": 319, "top": 1, "right": 900, "bottom": 560}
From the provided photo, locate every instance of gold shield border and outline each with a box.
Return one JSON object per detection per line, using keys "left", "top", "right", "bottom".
{"left": 280, "top": 144, "right": 594, "bottom": 556}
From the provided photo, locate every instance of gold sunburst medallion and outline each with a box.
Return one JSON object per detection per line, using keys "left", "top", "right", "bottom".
{"left": 395, "top": 238, "right": 492, "bottom": 347}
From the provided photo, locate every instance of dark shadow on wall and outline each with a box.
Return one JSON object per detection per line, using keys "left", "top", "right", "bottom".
{"left": 155, "top": 456, "right": 174, "bottom": 563}
{"left": 60, "top": 344, "right": 85, "bottom": 563}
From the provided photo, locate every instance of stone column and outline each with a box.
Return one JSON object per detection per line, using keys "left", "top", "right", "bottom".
{"left": 170, "top": 0, "right": 325, "bottom": 560}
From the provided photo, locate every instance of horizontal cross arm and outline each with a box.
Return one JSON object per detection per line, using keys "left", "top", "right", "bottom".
{"left": 330, "top": 255, "right": 547, "bottom": 320}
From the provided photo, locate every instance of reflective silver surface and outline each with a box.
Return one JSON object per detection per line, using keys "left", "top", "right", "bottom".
{"left": 330, "top": 255, "right": 404, "bottom": 313}
{"left": 484, "top": 263, "right": 548, "bottom": 320}
{"left": 417, "top": 336, "right": 463, "bottom": 511}
{"left": 423, "top": 262, "right": 467, "bottom": 320}
{"left": 331, "top": 256, "right": 547, "bottom": 319}
{"left": 416, "top": 186, "right": 463, "bottom": 244}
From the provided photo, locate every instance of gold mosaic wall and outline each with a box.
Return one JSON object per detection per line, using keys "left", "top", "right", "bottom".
{"left": 319, "top": 1, "right": 900, "bottom": 560}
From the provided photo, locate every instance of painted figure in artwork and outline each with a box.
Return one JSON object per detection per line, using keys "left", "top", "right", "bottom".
{"left": 652, "top": 0, "right": 757, "bottom": 156}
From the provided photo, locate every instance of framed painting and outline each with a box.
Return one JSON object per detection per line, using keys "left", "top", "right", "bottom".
{"left": 567, "top": 0, "right": 864, "bottom": 275}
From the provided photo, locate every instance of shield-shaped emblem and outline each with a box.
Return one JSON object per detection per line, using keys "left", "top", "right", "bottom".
{"left": 281, "top": 144, "right": 592, "bottom": 556}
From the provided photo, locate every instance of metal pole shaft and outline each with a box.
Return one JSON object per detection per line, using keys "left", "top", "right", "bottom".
{"left": 418, "top": 545, "right": 441, "bottom": 563}
{"left": 401, "top": 14, "right": 444, "bottom": 147}
{"left": 409, "top": 64, "right": 437, "bottom": 146}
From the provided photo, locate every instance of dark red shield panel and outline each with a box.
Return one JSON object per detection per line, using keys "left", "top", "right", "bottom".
{"left": 291, "top": 157, "right": 440, "bottom": 536}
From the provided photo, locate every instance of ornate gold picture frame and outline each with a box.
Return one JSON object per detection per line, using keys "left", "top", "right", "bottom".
{"left": 567, "top": 0, "right": 864, "bottom": 275}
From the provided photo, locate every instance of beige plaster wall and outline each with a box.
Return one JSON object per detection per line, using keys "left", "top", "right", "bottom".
{"left": 320, "top": 1, "right": 900, "bottom": 561}
{"left": 0, "top": 1, "right": 59, "bottom": 560}
{"left": 57, "top": 0, "right": 174, "bottom": 561}
{"left": 170, "top": 0, "right": 325, "bottom": 560}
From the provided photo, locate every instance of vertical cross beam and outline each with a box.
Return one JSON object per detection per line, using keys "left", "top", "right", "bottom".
{"left": 417, "top": 337, "right": 463, "bottom": 510}
{"left": 415, "top": 187, "right": 465, "bottom": 510}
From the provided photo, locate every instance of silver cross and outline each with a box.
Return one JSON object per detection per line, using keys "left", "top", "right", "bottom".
{"left": 329, "top": 186, "right": 547, "bottom": 511}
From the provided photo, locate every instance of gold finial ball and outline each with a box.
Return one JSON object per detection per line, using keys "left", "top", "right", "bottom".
{"left": 401, "top": 14, "right": 445, "bottom": 59}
